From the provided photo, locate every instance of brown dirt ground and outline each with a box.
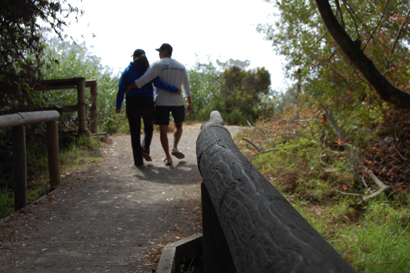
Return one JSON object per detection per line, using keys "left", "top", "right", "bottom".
{"left": 0, "top": 123, "right": 240, "bottom": 273}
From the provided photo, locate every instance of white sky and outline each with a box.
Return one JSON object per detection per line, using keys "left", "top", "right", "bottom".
{"left": 62, "top": 0, "right": 287, "bottom": 91}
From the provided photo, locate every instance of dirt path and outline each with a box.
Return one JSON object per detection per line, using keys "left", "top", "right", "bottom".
{"left": 0, "top": 123, "right": 241, "bottom": 273}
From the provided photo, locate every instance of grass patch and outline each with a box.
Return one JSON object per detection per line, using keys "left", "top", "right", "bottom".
{"left": 234, "top": 113, "right": 410, "bottom": 272}
{"left": 60, "top": 134, "right": 103, "bottom": 170}
{"left": 0, "top": 187, "right": 14, "bottom": 218}
{"left": 0, "top": 134, "right": 103, "bottom": 218}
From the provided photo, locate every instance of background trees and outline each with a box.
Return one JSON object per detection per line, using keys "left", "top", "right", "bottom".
{"left": 315, "top": 0, "right": 410, "bottom": 108}
{"left": 188, "top": 61, "right": 272, "bottom": 125}
{"left": 257, "top": 0, "right": 410, "bottom": 107}
{"left": 42, "top": 37, "right": 123, "bottom": 133}
{"left": 219, "top": 66, "right": 271, "bottom": 123}
{"left": 257, "top": 0, "right": 410, "bottom": 153}
{"left": 251, "top": 2, "right": 410, "bottom": 270}
{"left": 254, "top": 0, "right": 410, "bottom": 204}
{"left": 187, "top": 59, "right": 221, "bottom": 121}
{"left": 0, "top": 1, "right": 82, "bottom": 190}
{"left": 0, "top": 0, "right": 80, "bottom": 114}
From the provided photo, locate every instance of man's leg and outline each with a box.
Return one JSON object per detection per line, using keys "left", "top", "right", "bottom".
{"left": 170, "top": 106, "right": 186, "bottom": 158}
{"left": 156, "top": 106, "right": 172, "bottom": 165}
{"left": 160, "top": 125, "right": 172, "bottom": 164}
{"left": 173, "top": 122, "right": 183, "bottom": 152}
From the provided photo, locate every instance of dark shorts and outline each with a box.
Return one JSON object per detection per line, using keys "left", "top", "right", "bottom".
{"left": 155, "top": 105, "right": 186, "bottom": 125}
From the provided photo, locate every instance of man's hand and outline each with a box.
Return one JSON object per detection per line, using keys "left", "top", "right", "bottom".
{"left": 177, "top": 88, "right": 182, "bottom": 95}
{"left": 187, "top": 104, "right": 193, "bottom": 115}
{"left": 126, "top": 82, "right": 137, "bottom": 94}
{"left": 116, "top": 109, "right": 121, "bottom": 114}
{"left": 186, "top": 96, "right": 193, "bottom": 115}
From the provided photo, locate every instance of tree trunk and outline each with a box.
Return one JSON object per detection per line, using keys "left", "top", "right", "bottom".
{"left": 315, "top": 0, "right": 410, "bottom": 109}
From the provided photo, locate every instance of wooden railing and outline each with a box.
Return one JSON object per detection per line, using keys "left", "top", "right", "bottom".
{"left": 196, "top": 111, "right": 356, "bottom": 273}
{"left": 0, "top": 111, "right": 60, "bottom": 210}
{"left": 39, "top": 78, "right": 98, "bottom": 133}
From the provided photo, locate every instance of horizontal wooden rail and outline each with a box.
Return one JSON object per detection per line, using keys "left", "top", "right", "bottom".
{"left": 38, "top": 78, "right": 97, "bottom": 90}
{"left": 0, "top": 111, "right": 60, "bottom": 129}
{"left": 196, "top": 111, "right": 356, "bottom": 273}
{"left": 0, "top": 111, "right": 60, "bottom": 210}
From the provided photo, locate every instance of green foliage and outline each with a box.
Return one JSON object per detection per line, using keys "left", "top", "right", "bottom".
{"left": 216, "top": 58, "right": 251, "bottom": 70}
{"left": 220, "top": 66, "right": 271, "bottom": 122}
{"left": 291, "top": 197, "right": 410, "bottom": 272}
{"left": 343, "top": 202, "right": 410, "bottom": 272}
{"left": 0, "top": 134, "right": 103, "bottom": 218}
{"left": 235, "top": 96, "right": 410, "bottom": 271}
{"left": 239, "top": 108, "right": 354, "bottom": 199}
{"left": 0, "top": 187, "right": 14, "bottom": 218}
{"left": 0, "top": 0, "right": 81, "bottom": 114}
{"left": 223, "top": 108, "right": 252, "bottom": 125}
{"left": 188, "top": 59, "right": 272, "bottom": 125}
{"left": 43, "top": 37, "right": 104, "bottom": 80}
{"left": 0, "top": 2, "right": 85, "bottom": 196}
{"left": 187, "top": 58, "right": 221, "bottom": 121}
{"left": 257, "top": 0, "right": 410, "bottom": 123}
{"left": 42, "top": 37, "right": 125, "bottom": 133}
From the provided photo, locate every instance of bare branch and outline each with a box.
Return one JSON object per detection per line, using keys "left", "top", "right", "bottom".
{"left": 321, "top": 103, "right": 390, "bottom": 195}
{"left": 390, "top": 10, "right": 410, "bottom": 57}
{"left": 389, "top": 146, "right": 409, "bottom": 161}
{"left": 315, "top": 0, "right": 410, "bottom": 108}
{"left": 364, "top": 166, "right": 390, "bottom": 189}
{"left": 242, "top": 137, "right": 262, "bottom": 153}
{"left": 320, "top": 103, "right": 367, "bottom": 188}
{"left": 360, "top": 176, "right": 369, "bottom": 188}
{"left": 336, "top": 190, "right": 362, "bottom": 197}
{"left": 362, "top": 186, "right": 390, "bottom": 202}
{"left": 335, "top": 0, "right": 345, "bottom": 29}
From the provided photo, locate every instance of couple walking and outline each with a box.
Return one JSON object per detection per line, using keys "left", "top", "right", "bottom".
{"left": 115, "top": 43, "right": 192, "bottom": 167}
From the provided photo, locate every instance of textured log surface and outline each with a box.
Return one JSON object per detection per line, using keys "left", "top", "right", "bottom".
{"left": 197, "top": 112, "right": 356, "bottom": 273}
{"left": 0, "top": 111, "right": 60, "bottom": 129}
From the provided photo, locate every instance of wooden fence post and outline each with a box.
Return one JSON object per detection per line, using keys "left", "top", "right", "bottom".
{"left": 76, "top": 77, "right": 87, "bottom": 133}
{"left": 12, "top": 125, "right": 27, "bottom": 210}
{"left": 47, "top": 120, "right": 60, "bottom": 188}
{"left": 39, "top": 78, "right": 99, "bottom": 133}
{"left": 202, "top": 182, "right": 236, "bottom": 273}
{"left": 89, "top": 81, "right": 98, "bottom": 133}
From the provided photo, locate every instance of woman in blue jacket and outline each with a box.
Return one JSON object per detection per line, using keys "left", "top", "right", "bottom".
{"left": 116, "top": 49, "right": 180, "bottom": 167}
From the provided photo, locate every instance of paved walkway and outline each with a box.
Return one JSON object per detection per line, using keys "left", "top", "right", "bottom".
{"left": 0, "top": 123, "right": 240, "bottom": 273}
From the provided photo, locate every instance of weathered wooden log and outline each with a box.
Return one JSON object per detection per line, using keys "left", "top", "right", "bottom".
{"left": 196, "top": 110, "right": 356, "bottom": 273}
{"left": 201, "top": 182, "right": 236, "bottom": 273}
{"left": 0, "top": 111, "right": 60, "bottom": 129}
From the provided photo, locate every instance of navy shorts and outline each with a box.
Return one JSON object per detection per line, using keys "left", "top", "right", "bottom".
{"left": 155, "top": 105, "right": 186, "bottom": 125}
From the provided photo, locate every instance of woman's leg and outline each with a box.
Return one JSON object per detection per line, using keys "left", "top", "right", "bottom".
{"left": 126, "top": 98, "right": 143, "bottom": 166}
{"left": 140, "top": 97, "right": 155, "bottom": 155}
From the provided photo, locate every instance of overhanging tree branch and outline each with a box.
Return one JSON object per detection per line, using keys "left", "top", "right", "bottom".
{"left": 390, "top": 10, "right": 410, "bottom": 57}
{"left": 315, "top": 0, "right": 410, "bottom": 109}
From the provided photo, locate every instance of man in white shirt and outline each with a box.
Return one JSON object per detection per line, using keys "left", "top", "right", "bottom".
{"left": 126, "top": 43, "right": 193, "bottom": 166}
